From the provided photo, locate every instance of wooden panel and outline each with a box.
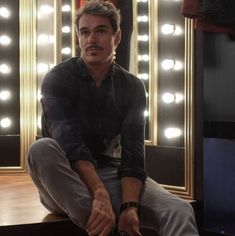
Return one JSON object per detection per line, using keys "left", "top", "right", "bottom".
{"left": 0, "top": 174, "right": 67, "bottom": 226}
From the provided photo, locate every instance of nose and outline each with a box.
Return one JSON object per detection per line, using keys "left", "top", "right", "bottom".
{"left": 87, "top": 31, "right": 96, "bottom": 43}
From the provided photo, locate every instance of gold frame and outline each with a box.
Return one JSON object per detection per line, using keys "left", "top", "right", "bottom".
{"left": 0, "top": 0, "right": 75, "bottom": 173}
{"left": 0, "top": 0, "right": 37, "bottom": 173}
{"left": 161, "top": 19, "right": 195, "bottom": 199}
{"left": 133, "top": 0, "right": 195, "bottom": 199}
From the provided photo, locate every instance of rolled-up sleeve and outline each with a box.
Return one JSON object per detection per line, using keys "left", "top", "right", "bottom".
{"left": 118, "top": 78, "right": 147, "bottom": 183}
{"left": 41, "top": 67, "right": 95, "bottom": 164}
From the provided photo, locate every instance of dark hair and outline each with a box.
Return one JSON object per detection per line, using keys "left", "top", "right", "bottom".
{"left": 75, "top": 0, "right": 121, "bottom": 33}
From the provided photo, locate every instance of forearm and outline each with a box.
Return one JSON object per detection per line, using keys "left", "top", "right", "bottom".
{"left": 73, "top": 160, "right": 115, "bottom": 235}
{"left": 72, "top": 160, "right": 108, "bottom": 197}
{"left": 121, "top": 177, "right": 143, "bottom": 203}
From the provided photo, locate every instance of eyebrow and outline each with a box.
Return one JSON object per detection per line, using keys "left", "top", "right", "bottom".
{"left": 79, "top": 24, "right": 110, "bottom": 32}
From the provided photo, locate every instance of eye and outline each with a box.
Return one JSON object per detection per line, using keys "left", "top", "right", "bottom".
{"left": 80, "top": 30, "right": 90, "bottom": 37}
{"left": 97, "top": 29, "right": 106, "bottom": 35}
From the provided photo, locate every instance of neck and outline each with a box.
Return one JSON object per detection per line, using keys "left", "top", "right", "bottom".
{"left": 86, "top": 61, "right": 113, "bottom": 87}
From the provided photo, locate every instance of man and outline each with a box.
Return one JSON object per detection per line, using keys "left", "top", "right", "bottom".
{"left": 28, "top": 1, "right": 199, "bottom": 235}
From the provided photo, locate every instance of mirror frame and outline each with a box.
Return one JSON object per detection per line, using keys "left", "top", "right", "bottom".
{"left": 133, "top": 0, "right": 195, "bottom": 199}
{"left": 0, "top": 0, "right": 37, "bottom": 173}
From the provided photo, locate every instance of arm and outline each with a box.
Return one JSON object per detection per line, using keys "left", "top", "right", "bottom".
{"left": 118, "top": 78, "right": 147, "bottom": 236}
{"left": 72, "top": 160, "right": 115, "bottom": 235}
{"left": 41, "top": 67, "right": 94, "bottom": 164}
{"left": 118, "top": 177, "right": 143, "bottom": 236}
{"left": 41, "top": 66, "right": 115, "bottom": 235}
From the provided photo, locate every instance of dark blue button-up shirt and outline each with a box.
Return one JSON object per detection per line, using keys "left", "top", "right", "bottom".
{"left": 41, "top": 57, "right": 147, "bottom": 182}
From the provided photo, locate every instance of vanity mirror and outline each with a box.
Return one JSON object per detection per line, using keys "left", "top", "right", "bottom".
{"left": 0, "top": 0, "right": 195, "bottom": 200}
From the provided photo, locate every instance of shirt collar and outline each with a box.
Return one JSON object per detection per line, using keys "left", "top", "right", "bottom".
{"left": 77, "top": 57, "right": 115, "bottom": 83}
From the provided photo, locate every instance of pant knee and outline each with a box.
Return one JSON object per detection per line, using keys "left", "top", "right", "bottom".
{"left": 28, "top": 138, "right": 63, "bottom": 170}
{"left": 168, "top": 198, "right": 195, "bottom": 219}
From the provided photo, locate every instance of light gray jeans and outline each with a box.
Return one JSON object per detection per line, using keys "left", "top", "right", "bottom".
{"left": 27, "top": 138, "right": 199, "bottom": 236}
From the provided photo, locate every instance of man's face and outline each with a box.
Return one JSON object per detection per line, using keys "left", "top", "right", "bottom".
{"left": 77, "top": 14, "right": 121, "bottom": 66}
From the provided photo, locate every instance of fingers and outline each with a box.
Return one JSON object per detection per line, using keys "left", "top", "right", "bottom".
{"left": 87, "top": 213, "right": 114, "bottom": 236}
{"left": 86, "top": 199, "right": 115, "bottom": 236}
{"left": 132, "top": 222, "right": 142, "bottom": 236}
{"left": 118, "top": 209, "right": 142, "bottom": 236}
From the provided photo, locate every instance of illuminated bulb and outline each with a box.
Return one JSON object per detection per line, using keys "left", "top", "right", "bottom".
{"left": 0, "top": 117, "right": 11, "bottom": 128}
{"left": 61, "top": 47, "right": 71, "bottom": 55}
{"left": 138, "top": 73, "right": 149, "bottom": 80}
{"left": 162, "top": 93, "right": 175, "bottom": 104}
{"left": 0, "top": 90, "right": 11, "bottom": 101}
{"left": 62, "top": 26, "right": 71, "bottom": 33}
{"left": 144, "top": 110, "right": 149, "bottom": 117}
{"left": 37, "top": 63, "right": 50, "bottom": 73}
{"left": 161, "top": 24, "right": 175, "bottom": 35}
{"left": 62, "top": 5, "right": 71, "bottom": 12}
{"left": 38, "top": 34, "right": 54, "bottom": 44}
{"left": 39, "top": 5, "right": 54, "bottom": 14}
{"left": 138, "top": 54, "right": 149, "bottom": 61}
{"left": 146, "top": 92, "right": 149, "bottom": 98}
{"left": 138, "top": 35, "right": 149, "bottom": 42}
{"left": 0, "top": 64, "right": 11, "bottom": 74}
{"left": 162, "top": 92, "right": 184, "bottom": 104}
{"left": 0, "top": 7, "right": 10, "bottom": 18}
{"left": 164, "top": 127, "right": 182, "bottom": 139}
{"left": 137, "top": 15, "right": 148, "bottom": 22}
{"left": 161, "top": 59, "right": 175, "bottom": 70}
{"left": 0, "top": 35, "right": 11, "bottom": 45}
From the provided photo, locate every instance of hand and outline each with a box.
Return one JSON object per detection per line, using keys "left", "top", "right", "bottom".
{"left": 86, "top": 188, "right": 115, "bottom": 236}
{"left": 118, "top": 208, "right": 142, "bottom": 236}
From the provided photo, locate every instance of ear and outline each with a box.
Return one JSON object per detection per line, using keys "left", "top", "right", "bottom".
{"left": 75, "top": 27, "right": 81, "bottom": 47}
{"left": 114, "top": 30, "right": 121, "bottom": 47}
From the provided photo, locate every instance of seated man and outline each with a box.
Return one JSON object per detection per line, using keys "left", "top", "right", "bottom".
{"left": 28, "top": 1, "right": 199, "bottom": 235}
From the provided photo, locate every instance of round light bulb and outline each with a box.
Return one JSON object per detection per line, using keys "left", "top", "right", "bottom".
{"left": 0, "top": 64, "right": 11, "bottom": 74}
{"left": 162, "top": 93, "right": 175, "bottom": 104}
{"left": 138, "top": 35, "right": 149, "bottom": 42}
{"left": 62, "top": 26, "right": 71, "bottom": 33}
{"left": 144, "top": 110, "right": 149, "bottom": 117}
{"left": 0, "top": 7, "right": 10, "bottom": 18}
{"left": 0, "top": 117, "right": 11, "bottom": 128}
{"left": 0, "top": 35, "right": 11, "bottom": 45}
{"left": 138, "top": 54, "right": 149, "bottom": 61}
{"left": 62, "top": 5, "right": 71, "bottom": 12}
{"left": 161, "top": 24, "right": 175, "bottom": 35}
{"left": 0, "top": 90, "right": 11, "bottom": 101}
{"left": 138, "top": 73, "right": 149, "bottom": 80}
{"left": 137, "top": 15, "right": 149, "bottom": 22}
{"left": 164, "top": 127, "right": 182, "bottom": 139}
{"left": 62, "top": 47, "right": 71, "bottom": 55}
{"left": 161, "top": 59, "right": 175, "bottom": 70}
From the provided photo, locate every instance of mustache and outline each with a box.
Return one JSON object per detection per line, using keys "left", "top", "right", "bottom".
{"left": 86, "top": 44, "right": 103, "bottom": 50}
